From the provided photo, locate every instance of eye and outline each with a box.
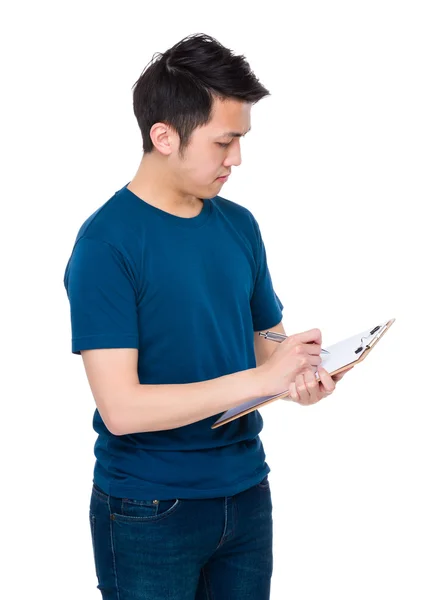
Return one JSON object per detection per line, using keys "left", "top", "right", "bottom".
{"left": 217, "top": 142, "right": 231, "bottom": 148}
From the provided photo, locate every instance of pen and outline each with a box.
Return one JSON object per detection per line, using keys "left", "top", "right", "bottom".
{"left": 258, "top": 331, "right": 330, "bottom": 354}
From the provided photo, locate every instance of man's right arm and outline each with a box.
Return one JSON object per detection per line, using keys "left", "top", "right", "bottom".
{"left": 81, "top": 348, "right": 264, "bottom": 435}
{"left": 81, "top": 329, "right": 322, "bottom": 436}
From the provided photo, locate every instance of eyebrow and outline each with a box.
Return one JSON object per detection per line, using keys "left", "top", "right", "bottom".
{"left": 218, "top": 127, "right": 251, "bottom": 138}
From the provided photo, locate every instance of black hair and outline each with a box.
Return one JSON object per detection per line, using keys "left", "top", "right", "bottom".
{"left": 132, "top": 33, "right": 270, "bottom": 156}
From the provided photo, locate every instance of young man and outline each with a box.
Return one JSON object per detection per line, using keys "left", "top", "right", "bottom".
{"left": 64, "top": 33, "right": 349, "bottom": 600}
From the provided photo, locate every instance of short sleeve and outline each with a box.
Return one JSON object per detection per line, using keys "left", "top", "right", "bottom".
{"left": 250, "top": 219, "right": 284, "bottom": 331}
{"left": 64, "top": 236, "right": 139, "bottom": 354}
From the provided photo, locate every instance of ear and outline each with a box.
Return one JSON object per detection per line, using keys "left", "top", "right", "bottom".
{"left": 149, "top": 122, "right": 179, "bottom": 156}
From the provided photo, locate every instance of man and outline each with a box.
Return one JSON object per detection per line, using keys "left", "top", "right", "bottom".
{"left": 64, "top": 33, "right": 349, "bottom": 600}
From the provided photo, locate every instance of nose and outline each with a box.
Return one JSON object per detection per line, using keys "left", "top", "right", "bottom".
{"left": 224, "top": 139, "right": 242, "bottom": 168}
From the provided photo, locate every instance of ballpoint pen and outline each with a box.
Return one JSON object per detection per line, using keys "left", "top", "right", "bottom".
{"left": 258, "top": 331, "right": 330, "bottom": 354}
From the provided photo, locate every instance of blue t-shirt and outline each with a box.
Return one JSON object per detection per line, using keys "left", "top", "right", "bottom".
{"left": 64, "top": 183, "right": 283, "bottom": 500}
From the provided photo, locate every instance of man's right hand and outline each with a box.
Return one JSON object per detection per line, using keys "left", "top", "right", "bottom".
{"left": 256, "top": 328, "right": 323, "bottom": 396}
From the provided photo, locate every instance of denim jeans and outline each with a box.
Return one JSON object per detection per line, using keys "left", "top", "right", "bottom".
{"left": 89, "top": 475, "right": 273, "bottom": 599}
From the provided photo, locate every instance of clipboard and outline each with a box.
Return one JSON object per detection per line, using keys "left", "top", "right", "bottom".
{"left": 211, "top": 318, "right": 395, "bottom": 429}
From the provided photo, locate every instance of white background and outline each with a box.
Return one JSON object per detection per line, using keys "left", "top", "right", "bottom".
{"left": 2, "top": 1, "right": 431, "bottom": 598}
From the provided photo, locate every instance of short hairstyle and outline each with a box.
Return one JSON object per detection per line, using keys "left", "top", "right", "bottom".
{"left": 132, "top": 33, "right": 270, "bottom": 156}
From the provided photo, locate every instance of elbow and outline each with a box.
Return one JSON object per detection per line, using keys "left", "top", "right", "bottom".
{"left": 105, "top": 403, "right": 150, "bottom": 436}
{"left": 106, "top": 418, "right": 125, "bottom": 437}
{"left": 98, "top": 407, "right": 125, "bottom": 436}
{"left": 104, "top": 402, "right": 137, "bottom": 436}
{"left": 96, "top": 386, "right": 158, "bottom": 436}
{"left": 94, "top": 384, "right": 140, "bottom": 436}
{"left": 108, "top": 418, "right": 151, "bottom": 436}
{"left": 108, "top": 411, "right": 168, "bottom": 436}
{"left": 94, "top": 393, "right": 130, "bottom": 436}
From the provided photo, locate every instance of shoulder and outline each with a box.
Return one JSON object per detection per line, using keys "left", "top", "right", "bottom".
{"left": 73, "top": 185, "right": 142, "bottom": 252}
{"left": 212, "top": 195, "right": 259, "bottom": 233}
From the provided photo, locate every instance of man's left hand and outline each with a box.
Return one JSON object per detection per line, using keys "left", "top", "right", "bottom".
{"left": 287, "top": 366, "right": 353, "bottom": 406}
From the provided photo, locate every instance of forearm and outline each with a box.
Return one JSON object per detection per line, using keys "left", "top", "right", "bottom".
{"left": 113, "top": 367, "right": 264, "bottom": 435}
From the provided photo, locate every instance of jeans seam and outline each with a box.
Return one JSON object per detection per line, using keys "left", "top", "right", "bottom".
{"left": 108, "top": 495, "right": 120, "bottom": 600}
{"left": 233, "top": 494, "right": 238, "bottom": 541}
{"left": 202, "top": 566, "right": 214, "bottom": 600}
{"left": 215, "top": 497, "right": 228, "bottom": 551}
{"left": 221, "top": 498, "right": 235, "bottom": 545}
{"left": 89, "top": 514, "right": 101, "bottom": 583}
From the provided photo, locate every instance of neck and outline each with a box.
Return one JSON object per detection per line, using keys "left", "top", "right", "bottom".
{"left": 127, "top": 153, "right": 203, "bottom": 217}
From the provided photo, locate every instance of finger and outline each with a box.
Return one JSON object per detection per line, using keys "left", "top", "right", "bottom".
{"left": 295, "top": 328, "right": 322, "bottom": 346}
{"left": 318, "top": 367, "right": 336, "bottom": 394}
{"left": 296, "top": 373, "right": 310, "bottom": 404}
{"left": 332, "top": 367, "right": 354, "bottom": 383}
{"left": 289, "top": 381, "right": 298, "bottom": 402}
{"left": 309, "top": 354, "right": 322, "bottom": 368}
{"left": 304, "top": 370, "right": 320, "bottom": 403}
{"left": 332, "top": 372, "right": 345, "bottom": 383}
{"left": 297, "top": 371, "right": 319, "bottom": 405}
{"left": 300, "top": 351, "right": 322, "bottom": 372}
{"left": 301, "top": 343, "right": 322, "bottom": 356}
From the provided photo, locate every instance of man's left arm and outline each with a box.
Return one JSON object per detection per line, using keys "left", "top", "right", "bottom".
{"left": 254, "top": 321, "right": 353, "bottom": 405}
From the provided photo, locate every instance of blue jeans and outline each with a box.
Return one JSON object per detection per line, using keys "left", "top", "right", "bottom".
{"left": 89, "top": 475, "right": 273, "bottom": 599}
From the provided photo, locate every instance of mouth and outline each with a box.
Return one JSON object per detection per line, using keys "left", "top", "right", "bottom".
{"left": 217, "top": 175, "right": 230, "bottom": 181}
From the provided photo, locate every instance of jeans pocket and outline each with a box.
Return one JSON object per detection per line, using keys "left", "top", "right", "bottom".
{"left": 113, "top": 497, "right": 181, "bottom": 523}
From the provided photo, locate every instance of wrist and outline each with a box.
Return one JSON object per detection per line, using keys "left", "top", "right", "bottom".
{"left": 252, "top": 364, "right": 269, "bottom": 397}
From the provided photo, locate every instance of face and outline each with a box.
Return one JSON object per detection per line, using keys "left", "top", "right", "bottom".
{"left": 169, "top": 97, "right": 252, "bottom": 199}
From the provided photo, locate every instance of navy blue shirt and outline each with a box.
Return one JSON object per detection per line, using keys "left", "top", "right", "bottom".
{"left": 64, "top": 183, "right": 283, "bottom": 500}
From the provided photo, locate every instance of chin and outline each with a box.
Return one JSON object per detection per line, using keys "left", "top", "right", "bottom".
{"left": 199, "top": 186, "right": 218, "bottom": 199}
{"left": 192, "top": 180, "right": 221, "bottom": 199}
